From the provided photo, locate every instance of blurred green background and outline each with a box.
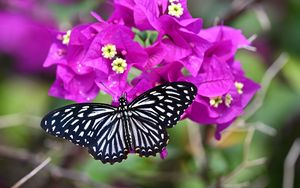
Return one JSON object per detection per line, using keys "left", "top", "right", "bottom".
{"left": 0, "top": 0, "right": 300, "bottom": 188}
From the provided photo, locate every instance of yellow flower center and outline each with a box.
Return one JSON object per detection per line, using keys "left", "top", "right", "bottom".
{"left": 235, "top": 82, "right": 244, "bottom": 94}
{"left": 111, "top": 58, "right": 127, "bottom": 74}
{"left": 225, "top": 94, "right": 233, "bottom": 107}
{"left": 210, "top": 96, "right": 223, "bottom": 108}
{"left": 62, "top": 30, "right": 71, "bottom": 45}
{"left": 168, "top": 3, "right": 184, "bottom": 18}
{"left": 101, "top": 44, "right": 117, "bottom": 59}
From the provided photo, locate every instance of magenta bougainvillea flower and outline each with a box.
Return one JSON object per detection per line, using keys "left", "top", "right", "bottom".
{"left": 44, "top": 0, "right": 260, "bottom": 143}
{"left": 110, "top": 0, "right": 193, "bottom": 30}
{"left": 187, "top": 60, "right": 260, "bottom": 140}
{"left": 44, "top": 21, "right": 148, "bottom": 102}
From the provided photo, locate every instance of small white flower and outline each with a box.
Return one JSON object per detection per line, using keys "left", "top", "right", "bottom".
{"left": 101, "top": 44, "right": 117, "bottom": 59}
{"left": 168, "top": 3, "right": 184, "bottom": 18}
{"left": 111, "top": 58, "right": 127, "bottom": 74}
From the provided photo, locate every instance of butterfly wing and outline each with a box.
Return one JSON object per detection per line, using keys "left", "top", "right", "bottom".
{"left": 88, "top": 111, "right": 130, "bottom": 164}
{"left": 127, "top": 113, "right": 169, "bottom": 157}
{"left": 128, "top": 81, "right": 197, "bottom": 156}
{"left": 41, "top": 103, "right": 129, "bottom": 164}
{"left": 129, "top": 81, "right": 197, "bottom": 128}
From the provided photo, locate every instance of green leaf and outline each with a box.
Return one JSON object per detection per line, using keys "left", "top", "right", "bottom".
{"left": 132, "top": 28, "right": 158, "bottom": 47}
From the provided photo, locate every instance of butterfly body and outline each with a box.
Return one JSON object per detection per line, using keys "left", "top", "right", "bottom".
{"left": 41, "top": 82, "right": 197, "bottom": 164}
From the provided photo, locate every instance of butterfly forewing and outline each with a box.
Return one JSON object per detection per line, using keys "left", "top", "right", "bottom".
{"left": 41, "top": 103, "right": 129, "bottom": 164}
{"left": 129, "top": 82, "right": 197, "bottom": 128}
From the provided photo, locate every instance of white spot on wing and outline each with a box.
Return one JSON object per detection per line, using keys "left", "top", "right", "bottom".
{"left": 84, "top": 120, "right": 91, "bottom": 130}
{"left": 65, "top": 108, "right": 71, "bottom": 112}
{"left": 167, "top": 105, "right": 174, "bottom": 110}
{"left": 155, "top": 106, "right": 165, "bottom": 113}
{"left": 53, "top": 112, "right": 60, "bottom": 117}
{"left": 88, "top": 108, "right": 114, "bottom": 117}
{"left": 158, "top": 96, "right": 164, "bottom": 100}
{"left": 166, "top": 90, "right": 180, "bottom": 95}
{"left": 74, "top": 125, "right": 79, "bottom": 132}
{"left": 167, "top": 112, "right": 172, "bottom": 117}
{"left": 79, "top": 131, "right": 84, "bottom": 137}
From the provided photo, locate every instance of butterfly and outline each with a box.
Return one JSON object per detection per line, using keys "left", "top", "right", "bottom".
{"left": 41, "top": 81, "right": 197, "bottom": 164}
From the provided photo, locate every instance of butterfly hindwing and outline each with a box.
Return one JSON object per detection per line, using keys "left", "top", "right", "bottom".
{"left": 88, "top": 111, "right": 129, "bottom": 164}
{"left": 128, "top": 112, "right": 169, "bottom": 157}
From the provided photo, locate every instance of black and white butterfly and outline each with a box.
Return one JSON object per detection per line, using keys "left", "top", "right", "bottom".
{"left": 41, "top": 81, "right": 197, "bottom": 164}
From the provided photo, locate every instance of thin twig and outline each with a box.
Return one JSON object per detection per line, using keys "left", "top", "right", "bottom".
{"left": 243, "top": 127, "right": 255, "bottom": 161}
{"left": 223, "top": 182, "right": 250, "bottom": 188}
{"left": 247, "top": 122, "right": 277, "bottom": 136}
{"left": 222, "top": 0, "right": 264, "bottom": 24}
{"left": 244, "top": 53, "right": 289, "bottom": 120}
{"left": 283, "top": 138, "right": 300, "bottom": 188}
{"left": 187, "top": 120, "right": 206, "bottom": 169}
{"left": 0, "top": 113, "right": 41, "bottom": 129}
{"left": 11, "top": 157, "right": 51, "bottom": 188}
{"left": 244, "top": 158, "right": 267, "bottom": 168}
{"left": 223, "top": 157, "right": 267, "bottom": 184}
{"left": 221, "top": 127, "right": 267, "bottom": 184}
{"left": 0, "top": 114, "right": 22, "bottom": 129}
{"left": 0, "top": 145, "right": 117, "bottom": 188}
{"left": 253, "top": 5, "right": 271, "bottom": 31}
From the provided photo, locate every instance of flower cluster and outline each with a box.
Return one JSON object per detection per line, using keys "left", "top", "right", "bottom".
{"left": 44, "top": 0, "right": 260, "bottom": 141}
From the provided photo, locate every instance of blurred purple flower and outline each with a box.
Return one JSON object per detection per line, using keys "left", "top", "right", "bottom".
{"left": 160, "top": 148, "right": 168, "bottom": 159}
{"left": 0, "top": 0, "right": 62, "bottom": 74}
{"left": 0, "top": 12, "right": 54, "bottom": 74}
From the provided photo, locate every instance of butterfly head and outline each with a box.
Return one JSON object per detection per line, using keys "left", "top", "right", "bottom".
{"left": 119, "top": 93, "right": 128, "bottom": 106}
